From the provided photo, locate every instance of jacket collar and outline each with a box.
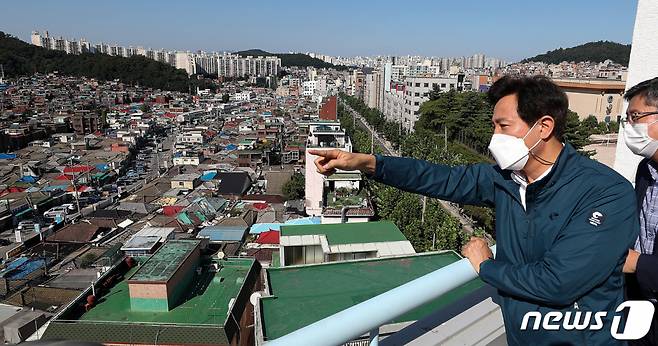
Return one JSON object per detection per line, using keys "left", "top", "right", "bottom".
{"left": 494, "top": 142, "right": 576, "bottom": 203}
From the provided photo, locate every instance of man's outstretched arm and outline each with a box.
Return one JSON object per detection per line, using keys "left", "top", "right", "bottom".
{"left": 308, "top": 149, "right": 496, "bottom": 206}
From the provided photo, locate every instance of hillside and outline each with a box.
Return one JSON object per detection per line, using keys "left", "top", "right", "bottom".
{"left": 0, "top": 31, "right": 198, "bottom": 92}
{"left": 522, "top": 41, "right": 631, "bottom": 66}
{"left": 235, "top": 49, "right": 347, "bottom": 69}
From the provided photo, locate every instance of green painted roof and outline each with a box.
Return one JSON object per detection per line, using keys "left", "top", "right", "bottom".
{"left": 43, "top": 257, "right": 258, "bottom": 345}
{"left": 261, "top": 251, "right": 484, "bottom": 340}
{"left": 80, "top": 257, "right": 255, "bottom": 325}
{"left": 279, "top": 221, "right": 406, "bottom": 245}
{"left": 129, "top": 240, "right": 200, "bottom": 282}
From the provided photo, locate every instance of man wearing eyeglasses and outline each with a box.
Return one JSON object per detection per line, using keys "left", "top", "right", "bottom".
{"left": 622, "top": 77, "right": 658, "bottom": 346}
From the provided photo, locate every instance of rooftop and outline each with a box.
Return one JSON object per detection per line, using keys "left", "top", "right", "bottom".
{"left": 44, "top": 257, "right": 258, "bottom": 345}
{"left": 129, "top": 240, "right": 199, "bottom": 283}
{"left": 261, "top": 251, "right": 484, "bottom": 340}
{"left": 279, "top": 221, "right": 406, "bottom": 246}
{"left": 80, "top": 257, "right": 254, "bottom": 325}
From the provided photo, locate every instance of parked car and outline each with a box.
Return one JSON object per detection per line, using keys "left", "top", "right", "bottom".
{"left": 43, "top": 204, "right": 75, "bottom": 219}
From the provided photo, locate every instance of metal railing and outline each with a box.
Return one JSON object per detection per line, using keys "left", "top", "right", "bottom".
{"left": 265, "top": 245, "right": 496, "bottom": 346}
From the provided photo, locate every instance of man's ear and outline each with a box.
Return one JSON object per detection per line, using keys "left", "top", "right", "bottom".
{"left": 539, "top": 115, "right": 555, "bottom": 140}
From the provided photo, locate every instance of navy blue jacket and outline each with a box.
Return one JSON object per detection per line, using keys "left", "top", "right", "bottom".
{"left": 628, "top": 158, "right": 658, "bottom": 300}
{"left": 372, "top": 143, "right": 639, "bottom": 345}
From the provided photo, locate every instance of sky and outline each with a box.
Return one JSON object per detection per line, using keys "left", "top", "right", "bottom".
{"left": 0, "top": 0, "right": 638, "bottom": 62}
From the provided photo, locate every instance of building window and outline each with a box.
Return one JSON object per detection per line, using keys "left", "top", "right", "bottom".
{"left": 424, "top": 83, "right": 429, "bottom": 87}
{"left": 441, "top": 83, "right": 446, "bottom": 88}
{"left": 414, "top": 102, "right": 419, "bottom": 106}
{"left": 415, "top": 83, "right": 420, "bottom": 87}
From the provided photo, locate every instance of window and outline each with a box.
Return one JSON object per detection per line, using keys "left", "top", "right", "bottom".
{"left": 414, "top": 101, "right": 420, "bottom": 106}
{"left": 441, "top": 83, "right": 446, "bottom": 88}
{"left": 415, "top": 83, "right": 420, "bottom": 87}
{"left": 450, "top": 84, "right": 455, "bottom": 88}
{"left": 414, "top": 92, "right": 420, "bottom": 97}
{"left": 424, "top": 83, "right": 429, "bottom": 87}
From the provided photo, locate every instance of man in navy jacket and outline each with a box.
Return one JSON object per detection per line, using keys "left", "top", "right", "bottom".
{"left": 310, "top": 76, "right": 638, "bottom": 345}
{"left": 622, "top": 77, "right": 658, "bottom": 346}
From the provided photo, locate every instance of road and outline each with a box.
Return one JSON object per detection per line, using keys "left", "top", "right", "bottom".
{"left": 340, "top": 99, "right": 481, "bottom": 238}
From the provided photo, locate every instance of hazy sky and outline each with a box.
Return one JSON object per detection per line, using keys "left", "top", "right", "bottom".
{"left": 1, "top": 0, "right": 638, "bottom": 62}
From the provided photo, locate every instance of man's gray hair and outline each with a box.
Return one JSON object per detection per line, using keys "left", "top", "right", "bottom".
{"left": 625, "top": 77, "right": 658, "bottom": 107}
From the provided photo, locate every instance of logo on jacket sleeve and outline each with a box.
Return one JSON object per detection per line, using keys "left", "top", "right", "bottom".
{"left": 588, "top": 210, "right": 606, "bottom": 227}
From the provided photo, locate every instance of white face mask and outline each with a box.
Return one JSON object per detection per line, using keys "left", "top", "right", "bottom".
{"left": 624, "top": 120, "right": 658, "bottom": 158}
{"left": 488, "top": 121, "right": 542, "bottom": 171}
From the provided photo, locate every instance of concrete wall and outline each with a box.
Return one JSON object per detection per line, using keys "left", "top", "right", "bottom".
{"left": 563, "top": 89, "right": 624, "bottom": 122}
{"left": 614, "top": 0, "right": 658, "bottom": 181}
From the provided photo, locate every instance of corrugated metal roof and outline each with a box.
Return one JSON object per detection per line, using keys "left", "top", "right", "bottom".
{"left": 197, "top": 225, "right": 247, "bottom": 242}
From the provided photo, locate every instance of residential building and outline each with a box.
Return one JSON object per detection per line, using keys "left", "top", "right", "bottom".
{"left": 42, "top": 240, "right": 262, "bottom": 345}
{"left": 278, "top": 221, "right": 415, "bottom": 266}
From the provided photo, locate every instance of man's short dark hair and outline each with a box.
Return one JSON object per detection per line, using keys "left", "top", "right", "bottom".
{"left": 487, "top": 75, "right": 568, "bottom": 140}
{"left": 624, "top": 77, "right": 658, "bottom": 107}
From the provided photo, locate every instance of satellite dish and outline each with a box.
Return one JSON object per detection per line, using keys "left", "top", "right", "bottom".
{"left": 250, "top": 292, "right": 262, "bottom": 306}
{"left": 217, "top": 251, "right": 225, "bottom": 260}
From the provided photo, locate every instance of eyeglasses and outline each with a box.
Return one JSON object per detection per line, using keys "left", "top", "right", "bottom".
{"left": 623, "top": 111, "right": 658, "bottom": 125}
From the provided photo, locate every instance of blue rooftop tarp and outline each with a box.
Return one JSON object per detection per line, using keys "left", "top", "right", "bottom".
{"left": 41, "top": 185, "right": 68, "bottom": 192}
{"left": 3, "top": 257, "right": 28, "bottom": 271}
{"left": 0, "top": 257, "right": 47, "bottom": 279}
{"left": 95, "top": 163, "right": 110, "bottom": 171}
{"left": 249, "top": 217, "right": 321, "bottom": 234}
{"left": 200, "top": 172, "right": 217, "bottom": 181}
{"left": 284, "top": 216, "right": 321, "bottom": 226}
{"left": 224, "top": 144, "right": 237, "bottom": 151}
{"left": 250, "top": 223, "right": 282, "bottom": 234}
{"left": 197, "top": 225, "right": 247, "bottom": 242}
{"left": 19, "top": 176, "right": 38, "bottom": 183}
{"left": 0, "top": 153, "right": 16, "bottom": 160}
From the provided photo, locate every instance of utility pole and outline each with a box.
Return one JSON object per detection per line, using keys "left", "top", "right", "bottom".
{"left": 421, "top": 196, "right": 427, "bottom": 224}
{"left": 432, "top": 231, "right": 436, "bottom": 250}
{"left": 0, "top": 64, "right": 5, "bottom": 114}
{"left": 155, "top": 141, "right": 161, "bottom": 177}
{"left": 68, "top": 157, "right": 82, "bottom": 220}
{"left": 70, "top": 171, "right": 82, "bottom": 219}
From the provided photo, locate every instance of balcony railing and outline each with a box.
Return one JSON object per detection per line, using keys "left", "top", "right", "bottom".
{"left": 265, "top": 245, "right": 496, "bottom": 346}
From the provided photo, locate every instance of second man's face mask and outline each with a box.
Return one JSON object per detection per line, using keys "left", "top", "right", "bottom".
{"left": 624, "top": 120, "right": 658, "bottom": 158}
{"left": 488, "top": 121, "right": 542, "bottom": 171}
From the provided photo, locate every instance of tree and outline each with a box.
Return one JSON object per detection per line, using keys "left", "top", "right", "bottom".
{"left": 0, "top": 31, "right": 200, "bottom": 92}
{"left": 522, "top": 41, "right": 631, "bottom": 66}
{"left": 563, "top": 111, "right": 592, "bottom": 152}
{"left": 283, "top": 173, "right": 305, "bottom": 201}
{"left": 580, "top": 115, "right": 599, "bottom": 136}
{"left": 221, "top": 93, "right": 230, "bottom": 103}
